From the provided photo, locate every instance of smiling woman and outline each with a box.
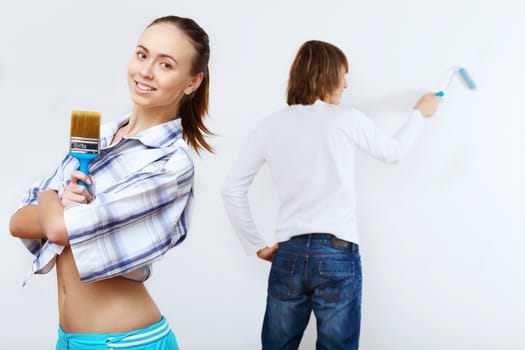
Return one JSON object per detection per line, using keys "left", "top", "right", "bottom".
{"left": 128, "top": 23, "right": 200, "bottom": 122}
{"left": 9, "top": 15, "right": 212, "bottom": 350}
{"left": 125, "top": 16, "right": 212, "bottom": 153}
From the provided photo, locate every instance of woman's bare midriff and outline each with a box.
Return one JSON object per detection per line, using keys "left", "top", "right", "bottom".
{"left": 57, "top": 246, "right": 161, "bottom": 333}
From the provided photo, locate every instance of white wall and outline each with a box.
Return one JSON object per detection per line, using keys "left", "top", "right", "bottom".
{"left": 1, "top": 0, "right": 522, "bottom": 348}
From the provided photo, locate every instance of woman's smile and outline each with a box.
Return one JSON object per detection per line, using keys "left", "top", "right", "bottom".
{"left": 135, "top": 81, "right": 156, "bottom": 92}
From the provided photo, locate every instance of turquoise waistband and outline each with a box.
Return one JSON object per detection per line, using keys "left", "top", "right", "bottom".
{"left": 57, "top": 316, "right": 175, "bottom": 349}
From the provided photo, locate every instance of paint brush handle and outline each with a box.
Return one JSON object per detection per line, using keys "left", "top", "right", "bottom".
{"left": 70, "top": 152, "right": 98, "bottom": 191}
{"left": 78, "top": 158, "right": 91, "bottom": 190}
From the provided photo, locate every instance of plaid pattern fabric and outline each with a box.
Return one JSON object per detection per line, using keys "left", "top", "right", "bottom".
{"left": 19, "top": 115, "right": 194, "bottom": 284}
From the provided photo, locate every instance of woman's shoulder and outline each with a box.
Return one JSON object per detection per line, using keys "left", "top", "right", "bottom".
{"left": 164, "top": 139, "right": 195, "bottom": 174}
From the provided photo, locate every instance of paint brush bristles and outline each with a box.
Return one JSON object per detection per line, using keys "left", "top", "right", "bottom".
{"left": 70, "top": 111, "right": 101, "bottom": 154}
{"left": 69, "top": 111, "right": 101, "bottom": 191}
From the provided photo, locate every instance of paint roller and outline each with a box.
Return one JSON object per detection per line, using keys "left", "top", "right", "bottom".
{"left": 436, "top": 67, "right": 476, "bottom": 97}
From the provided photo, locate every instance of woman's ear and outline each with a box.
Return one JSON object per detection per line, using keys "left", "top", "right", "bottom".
{"left": 184, "top": 72, "right": 204, "bottom": 96}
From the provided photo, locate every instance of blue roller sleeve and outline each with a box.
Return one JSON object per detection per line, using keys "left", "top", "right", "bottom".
{"left": 458, "top": 67, "right": 476, "bottom": 90}
{"left": 69, "top": 152, "right": 98, "bottom": 191}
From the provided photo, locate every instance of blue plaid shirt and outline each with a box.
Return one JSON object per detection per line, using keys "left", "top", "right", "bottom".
{"left": 19, "top": 115, "right": 194, "bottom": 284}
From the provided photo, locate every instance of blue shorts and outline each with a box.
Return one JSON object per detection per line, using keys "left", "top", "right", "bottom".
{"left": 56, "top": 316, "right": 179, "bottom": 349}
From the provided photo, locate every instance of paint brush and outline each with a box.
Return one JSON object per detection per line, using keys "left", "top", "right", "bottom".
{"left": 69, "top": 111, "right": 101, "bottom": 191}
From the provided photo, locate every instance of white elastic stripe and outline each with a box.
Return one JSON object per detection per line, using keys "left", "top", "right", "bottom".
{"left": 107, "top": 321, "right": 170, "bottom": 347}
{"left": 108, "top": 327, "right": 171, "bottom": 348}
{"left": 107, "top": 319, "right": 168, "bottom": 342}
{"left": 119, "top": 320, "right": 169, "bottom": 341}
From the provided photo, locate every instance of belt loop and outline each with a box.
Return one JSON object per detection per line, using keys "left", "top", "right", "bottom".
{"left": 306, "top": 234, "right": 312, "bottom": 251}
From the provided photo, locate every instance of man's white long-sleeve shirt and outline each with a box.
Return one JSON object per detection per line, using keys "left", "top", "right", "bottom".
{"left": 222, "top": 100, "right": 424, "bottom": 255}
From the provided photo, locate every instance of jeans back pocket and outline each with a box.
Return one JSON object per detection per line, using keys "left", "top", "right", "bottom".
{"left": 268, "top": 253, "right": 297, "bottom": 300}
{"left": 318, "top": 255, "right": 362, "bottom": 303}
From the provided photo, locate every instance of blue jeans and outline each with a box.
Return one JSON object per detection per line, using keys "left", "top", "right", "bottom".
{"left": 262, "top": 234, "right": 362, "bottom": 350}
